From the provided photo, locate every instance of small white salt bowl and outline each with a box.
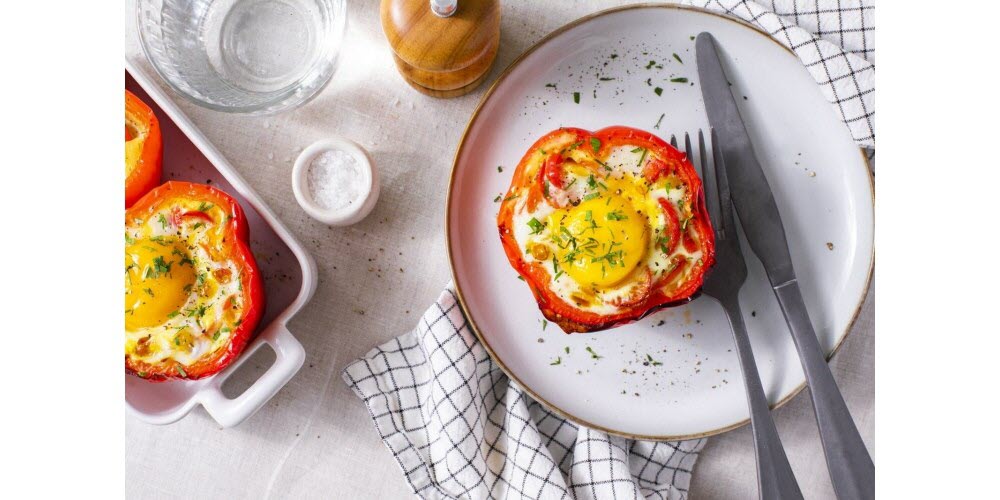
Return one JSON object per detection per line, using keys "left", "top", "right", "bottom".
{"left": 292, "top": 137, "right": 379, "bottom": 226}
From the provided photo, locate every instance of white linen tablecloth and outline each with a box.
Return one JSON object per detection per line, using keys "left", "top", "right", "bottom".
{"left": 124, "top": 1, "right": 873, "bottom": 498}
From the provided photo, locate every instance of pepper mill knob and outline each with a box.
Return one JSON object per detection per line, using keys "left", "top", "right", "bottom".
{"left": 430, "top": 0, "right": 457, "bottom": 17}
{"left": 381, "top": 0, "right": 500, "bottom": 98}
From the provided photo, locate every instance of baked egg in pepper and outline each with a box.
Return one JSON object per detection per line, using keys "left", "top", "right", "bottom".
{"left": 125, "top": 181, "right": 264, "bottom": 381}
{"left": 497, "top": 126, "right": 715, "bottom": 333}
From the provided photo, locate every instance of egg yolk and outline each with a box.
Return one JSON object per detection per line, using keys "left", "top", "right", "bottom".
{"left": 548, "top": 194, "right": 649, "bottom": 287}
{"left": 125, "top": 239, "right": 196, "bottom": 329}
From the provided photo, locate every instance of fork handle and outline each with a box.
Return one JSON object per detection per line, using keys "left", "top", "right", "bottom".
{"left": 774, "top": 281, "right": 874, "bottom": 500}
{"left": 720, "top": 297, "right": 803, "bottom": 500}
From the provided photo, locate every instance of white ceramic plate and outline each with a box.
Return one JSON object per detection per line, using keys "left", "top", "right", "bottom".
{"left": 447, "top": 5, "right": 873, "bottom": 440}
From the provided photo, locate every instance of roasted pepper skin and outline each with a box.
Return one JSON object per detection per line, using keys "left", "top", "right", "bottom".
{"left": 497, "top": 126, "right": 715, "bottom": 333}
{"left": 125, "top": 181, "right": 265, "bottom": 381}
{"left": 125, "top": 90, "right": 163, "bottom": 208}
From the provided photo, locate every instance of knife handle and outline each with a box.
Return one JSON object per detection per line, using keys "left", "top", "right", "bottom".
{"left": 719, "top": 296, "right": 803, "bottom": 500}
{"left": 774, "top": 281, "right": 874, "bottom": 500}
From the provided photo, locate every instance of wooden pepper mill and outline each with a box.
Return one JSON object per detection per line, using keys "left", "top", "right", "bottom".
{"left": 381, "top": 0, "right": 501, "bottom": 98}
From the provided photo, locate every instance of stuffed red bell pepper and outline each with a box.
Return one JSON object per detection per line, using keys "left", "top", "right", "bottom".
{"left": 497, "top": 126, "right": 715, "bottom": 333}
{"left": 125, "top": 181, "right": 265, "bottom": 381}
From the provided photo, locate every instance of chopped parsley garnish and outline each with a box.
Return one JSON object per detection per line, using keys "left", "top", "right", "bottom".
{"left": 192, "top": 222, "right": 204, "bottom": 230}
{"left": 151, "top": 256, "right": 172, "bottom": 277}
{"left": 541, "top": 319, "right": 548, "bottom": 330}
{"left": 655, "top": 113, "right": 665, "bottom": 129}
{"left": 586, "top": 346, "right": 602, "bottom": 359}
{"left": 545, "top": 83, "right": 557, "bottom": 88}
{"left": 586, "top": 175, "right": 597, "bottom": 189}
{"left": 186, "top": 304, "right": 208, "bottom": 318}
{"left": 637, "top": 148, "right": 649, "bottom": 166}
{"left": 167, "top": 310, "right": 179, "bottom": 319}
{"left": 606, "top": 210, "right": 628, "bottom": 221}
{"left": 595, "top": 159, "right": 612, "bottom": 172}
{"left": 564, "top": 346, "right": 570, "bottom": 354}
{"left": 590, "top": 137, "right": 601, "bottom": 153}
{"left": 157, "top": 213, "right": 169, "bottom": 230}
{"left": 497, "top": 165, "right": 503, "bottom": 173}
{"left": 584, "top": 210, "right": 592, "bottom": 221}
{"left": 583, "top": 192, "right": 601, "bottom": 202}
{"left": 197, "top": 202, "right": 214, "bottom": 212}
{"left": 646, "top": 354, "right": 663, "bottom": 366}
{"left": 654, "top": 87, "right": 663, "bottom": 96}
{"left": 503, "top": 194, "right": 519, "bottom": 202}
{"left": 559, "top": 226, "right": 576, "bottom": 246}
{"left": 550, "top": 357, "right": 562, "bottom": 366}
{"left": 598, "top": 77, "right": 615, "bottom": 81}
{"left": 213, "top": 331, "right": 221, "bottom": 341}
{"left": 645, "top": 60, "right": 656, "bottom": 69}
{"left": 173, "top": 249, "right": 194, "bottom": 267}
{"left": 671, "top": 77, "right": 689, "bottom": 83}
{"left": 143, "top": 288, "right": 155, "bottom": 297}
{"left": 657, "top": 236, "right": 671, "bottom": 253}
{"left": 673, "top": 53, "right": 683, "bottom": 64}
{"left": 176, "top": 365, "right": 187, "bottom": 378}
{"left": 630, "top": 147, "right": 644, "bottom": 153}
{"left": 527, "top": 217, "right": 545, "bottom": 235}
{"left": 565, "top": 178, "right": 577, "bottom": 189}
{"left": 494, "top": 195, "right": 501, "bottom": 203}
{"left": 573, "top": 92, "right": 580, "bottom": 104}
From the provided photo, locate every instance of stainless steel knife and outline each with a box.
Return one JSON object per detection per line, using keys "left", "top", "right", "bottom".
{"left": 696, "top": 32, "right": 875, "bottom": 500}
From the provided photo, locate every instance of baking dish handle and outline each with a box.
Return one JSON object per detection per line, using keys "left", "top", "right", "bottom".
{"left": 198, "top": 324, "right": 305, "bottom": 427}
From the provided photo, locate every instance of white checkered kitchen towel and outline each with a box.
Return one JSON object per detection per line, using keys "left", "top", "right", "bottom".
{"left": 689, "top": 0, "right": 875, "bottom": 148}
{"left": 342, "top": 2, "right": 874, "bottom": 499}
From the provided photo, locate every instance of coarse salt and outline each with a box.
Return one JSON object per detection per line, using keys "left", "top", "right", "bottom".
{"left": 306, "top": 149, "right": 365, "bottom": 211}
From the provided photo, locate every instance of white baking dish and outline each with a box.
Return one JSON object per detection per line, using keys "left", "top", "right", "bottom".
{"left": 125, "top": 60, "right": 318, "bottom": 427}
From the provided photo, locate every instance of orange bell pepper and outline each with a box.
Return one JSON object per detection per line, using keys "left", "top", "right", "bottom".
{"left": 125, "top": 90, "right": 162, "bottom": 208}
{"left": 125, "top": 181, "right": 265, "bottom": 381}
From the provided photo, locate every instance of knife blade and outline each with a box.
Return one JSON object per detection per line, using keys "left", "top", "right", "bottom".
{"left": 694, "top": 34, "right": 794, "bottom": 286}
{"left": 696, "top": 32, "right": 875, "bottom": 500}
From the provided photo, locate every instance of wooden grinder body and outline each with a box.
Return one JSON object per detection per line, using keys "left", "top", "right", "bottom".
{"left": 380, "top": 0, "right": 500, "bottom": 97}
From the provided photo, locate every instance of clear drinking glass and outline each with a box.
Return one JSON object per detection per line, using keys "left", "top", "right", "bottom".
{"left": 137, "top": 0, "right": 346, "bottom": 114}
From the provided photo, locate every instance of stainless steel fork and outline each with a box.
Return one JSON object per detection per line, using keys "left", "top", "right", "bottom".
{"left": 674, "top": 130, "right": 803, "bottom": 500}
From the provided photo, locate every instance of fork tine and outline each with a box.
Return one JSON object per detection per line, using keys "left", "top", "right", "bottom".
{"left": 684, "top": 133, "right": 695, "bottom": 174}
{"left": 699, "top": 130, "right": 721, "bottom": 230}
{"left": 711, "top": 128, "right": 737, "bottom": 236}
